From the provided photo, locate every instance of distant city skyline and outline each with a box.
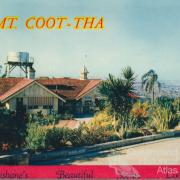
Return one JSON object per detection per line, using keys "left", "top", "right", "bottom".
{"left": 0, "top": 0, "right": 180, "bottom": 81}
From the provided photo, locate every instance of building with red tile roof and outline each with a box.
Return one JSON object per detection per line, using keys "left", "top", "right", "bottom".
{"left": 0, "top": 76, "right": 102, "bottom": 115}
{"left": 37, "top": 78, "right": 101, "bottom": 100}
{"left": 0, "top": 77, "right": 64, "bottom": 114}
{"left": 36, "top": 77, "right": 102, "bottom": 114}
{"left": 0, "top": 78, "right": 33, "bottom": 102}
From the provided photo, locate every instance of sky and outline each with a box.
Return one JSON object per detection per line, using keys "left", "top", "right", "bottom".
{"left": 0, "top": 0, "right": 180, "bottom": 82}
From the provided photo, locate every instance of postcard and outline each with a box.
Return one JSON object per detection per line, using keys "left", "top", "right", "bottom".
{"left": 0, "top": 0, "right": 180, "bottom": 179}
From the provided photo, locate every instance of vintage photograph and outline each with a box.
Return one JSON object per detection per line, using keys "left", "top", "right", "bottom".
{"left": 0, "top": 0, "right": 180, "bottom": 178}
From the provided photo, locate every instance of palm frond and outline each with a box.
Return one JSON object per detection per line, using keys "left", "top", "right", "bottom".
{"left": 122, "top": 66, "right": 135, "bottom": 81}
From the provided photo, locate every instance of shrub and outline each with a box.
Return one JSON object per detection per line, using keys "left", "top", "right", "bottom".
{"left": 59, "top": 112, "right": 74, "bottom": 120}
{"left": 130, "top": 102, "right": 150, "bottom": 128}
{"left": 67, "top": 124, "right": 119, "bottom": 147}
{"left": 151, "top": 106, "right": 178, "bottom": 131}
{"left": 108, "top": 133, "right": 120, "bottom": 141}
{"left": 89, "top": 109, "right": 114, "bottom": 131}
{"left": 45, "top": 127, "right": 70, "bottom": 149}
{"left": 28, "top": 113, "right": 60, "bottom": 126}
{"left": 156, "top": 96, "right": 174, "bottom": 111}
{"left": 0, "top": 108, "right": 27, "bottom": 149}
{"left": 83, "top": 126, "right": 111, "bottom": 145}
{"left": 28, "top": 112, "right": 74, "bottom": 127}
{"left": 175, "top": 122, "right": 180, "bottom": 130}
{"left": 0, "top": 143, "right": 14, "bottom": 155}
{"left": 144, "top": 120, "right": 158, "bottom": 133}
{"left": 66, "top": 124, "right": 86, "bottom": 146}
{"left": 131, "top": 102, "right": 149, "bottom": 118}
{"left": 25, "top": 123, "right": 47, "bottom": 151}
{"left": 123, "top": 129, "right": 143, "bottom": 139}
{"left": 173, "top": 97, "right": 180, "bottom": 112}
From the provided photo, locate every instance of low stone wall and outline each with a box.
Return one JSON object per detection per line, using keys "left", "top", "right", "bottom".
{"left": 1, "top": 130, "right": 179, "bottom": 165}
{"left": 0, "top": 152, "right": 29, "bottom": 165}
{"left": 30, "top": 130, "right": 180, "bottom": 163}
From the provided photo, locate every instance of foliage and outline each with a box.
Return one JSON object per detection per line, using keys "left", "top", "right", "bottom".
{"left": 130, "top": 102, "right": 150, "bottom": 128}
{"left": 28, "top": 111, "right": 74, "bottom": 127}
{"left": 115, "top": 113, "right": 145, "bottom": 133}
{"left": 66, "top": 124, "right": 85, "bottom": 146}
{"left": 151, "top": 106, "right": 178, "bottom": 131}
{"left": 175, "top": 121, "right": 180, "bottom": 130}
{"left": 131, "top": 102, "right": 149, "bottom": 118}
{"left": 123, "top": 129, "right": 144, "bottom": 139}
{"left": 141, "top": 69, "right": 161, "bottom": 102}
{"left": 0, "top": 143, "right": 10, "bottom": 153}
{"left": 173, "top": 97, "right": 180, "bottom": 112}
{"left": 98, "top": 67, "right": 136, "bottom": 133}
{"left": 26, "top": 121, "right": 120, "bottom": 150}
{"left": 89, "top": 108, "right": 114, "bottom": 131}
{"left": 89, "top": 107, "right": 143, "bottom": 138}
{"left": 156, "top": 96, "right": 175, "bottom": 112}
{"left": 67, "top": 123, "right": 120, "bottom": 147}
{"left": 99, "top": 66, "right": 136, "bottom": 117}
{"left": 95, "top": 99, "right": 106, "bottom": 111}
{"left": 45, "top": 127, "right": 70, "bottom": 149}
{"left": 58, "top": 112, "right": 74, "bottom": 120}
{"left": 26, "top": 123, "right": 72, "bottom": 151}
{"left": 25, "top": 123, "right": 47, "bottom": 151}
{"left": 0, "top": 107, "right": 27, "bottom": 150}
{"left": 29, "top": 112, "right": 58, "bottom": 126}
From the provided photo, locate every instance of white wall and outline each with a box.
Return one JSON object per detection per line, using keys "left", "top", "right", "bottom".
{"left": 6, "top": 83, "right": 60, "bottom": 115}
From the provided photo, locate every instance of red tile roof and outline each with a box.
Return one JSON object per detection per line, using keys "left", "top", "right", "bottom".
{"left": 76, "top": 79, "right": 101, "bottom": 100}
{"left": 0, "top": 78, "right": 33, "bottom": 102}
{"left": 0, "top": 78, "right": 23, "bottom": 96}
{"left": 0, "top": 77, "right": 138, "bottom": 103}
{"left": 37, "top": 78, "right": 101, "bottom": 100}
{"left": 0, "top": 77, "right": 101, "bottom": 102}
{"left": 128, "top": 92, "right": 140, "bottom": 99}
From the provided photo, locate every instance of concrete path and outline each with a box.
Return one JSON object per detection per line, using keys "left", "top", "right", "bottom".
{"left": 33, "top": 137, "right": 180, "bottom": 165}
{"left": 72, "top": 137, "right": 180, "bottom": 165}
{"left": 74, "top": 115, "right": 93, "bottom": 122}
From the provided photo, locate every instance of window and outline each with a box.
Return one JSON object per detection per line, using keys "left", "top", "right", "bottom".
{"left": 28, "top": 97, "right": 54, "bottom": 106}
{"left": 46, "top": 85, "right": 56, "bottom": 90}
{"left": 28, "top": 105, "right": 38, "bottom": 109}
{"left": 43, "top": 105, "right": 53, "bottom": 109}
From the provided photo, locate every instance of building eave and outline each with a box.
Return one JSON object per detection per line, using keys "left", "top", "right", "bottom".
{"left": 76, "top": 80, "right": 102, "bottom": 100}
{"left": 1, "top": 80, "right": 35, "bottom": 103}
{"left": 1, "top": 80, "right": 66, "bottom": 104}
{"left": 34, "top": 81, "right": 66, "bottom": 102}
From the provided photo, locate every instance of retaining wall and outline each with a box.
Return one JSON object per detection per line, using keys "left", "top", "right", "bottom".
{"left": 30, "top": 130, "right": 180, "bottom": 163}
{"left": 0, "top": 152, "right": 29, "bottom": 165}
{"left": 0, "top": 130, "right": 179, "bottom": 164}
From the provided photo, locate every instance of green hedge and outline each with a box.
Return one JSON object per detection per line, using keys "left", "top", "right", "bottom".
{"left": 45, "top": 127, "right": 70, "bottom": 149}
{"left": 25, "top": 123, "right": 121, "bottom": 151}
{"left": 67, "top": 125, "right": 120, "bottom": 147}
{"left": 25, "top": 123, "right": 47, "bottom": 151}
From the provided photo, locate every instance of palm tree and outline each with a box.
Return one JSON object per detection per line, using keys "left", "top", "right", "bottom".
{"left": 99, "top": 66, "right": 136, "bottom": 116}
{"left": 141, "top": 69, "right": 161, "bottom": 103}
{"left": 0, "top": 65, "right": 2, "bottom": 74}
{"left": 99, "top": 66, "right": 136, "bottom": 132}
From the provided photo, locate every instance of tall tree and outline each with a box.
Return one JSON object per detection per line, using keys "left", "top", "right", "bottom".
{"left": 141, "top": 69, "right": 161, "bottom": 103}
